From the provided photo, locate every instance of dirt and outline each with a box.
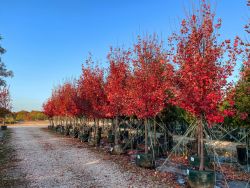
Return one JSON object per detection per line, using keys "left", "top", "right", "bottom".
{"left": 8, "top": 126, "right": 171, "bottom": 188}
{"left": 9, "top": 120, "right": 49, "bottom": 127}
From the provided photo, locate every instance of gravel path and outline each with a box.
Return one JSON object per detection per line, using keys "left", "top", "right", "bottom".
{"left": 10, "top": 126, "right": 165, "bottom": 188}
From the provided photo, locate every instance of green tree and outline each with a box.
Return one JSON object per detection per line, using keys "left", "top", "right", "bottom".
{"left": 0, "top": 35, "right": 13, "bottom": 86}
{"left": 15, "top": 111, "right": 29, "bottom": 121}
{"left": 233, "top": 63, "right": 250, "bottom": 127}
{"left": 29, "top": 111, "right": 47, "bottom": 120}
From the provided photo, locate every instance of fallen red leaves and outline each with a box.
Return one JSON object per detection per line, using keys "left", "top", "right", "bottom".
{"left": 170, "top": 155, "right": 189, "bottom": 166}
{"left": 216, "top": 164, "right": 250, "bottom": 181}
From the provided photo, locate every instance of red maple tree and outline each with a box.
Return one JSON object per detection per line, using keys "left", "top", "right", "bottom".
{"left": 105, "top": 47, "right": 131, "bottom": 144}
{"left": 170, "top": 2, "right": 240, "bottom": 170}
{"left": 43, "top": 98, "right": 56, "bottom": 125}
{"left": 128, "top": 35, "right": 174, "bottom": 153}
{"left": 43, "top": 98, "right": 54, "bottom": 118}
{"left": 0, "top": 87, "right": 12, "bottom": 125}
{"left": 60, "top": 81, "right": 81, "bottom": 118}
{"left": 105, "top": 47, "right": 131, "bottom": 117}
{"left": 78, "top": 57, "right": 107, "bottom": 122}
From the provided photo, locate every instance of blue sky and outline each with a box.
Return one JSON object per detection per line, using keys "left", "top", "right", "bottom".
{"left": 0, "top": 0, "right": 249, "bottom": 112}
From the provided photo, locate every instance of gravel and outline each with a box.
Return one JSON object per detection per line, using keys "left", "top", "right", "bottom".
{"left": 10, "top": 126, "right": 166, "bottom": 188}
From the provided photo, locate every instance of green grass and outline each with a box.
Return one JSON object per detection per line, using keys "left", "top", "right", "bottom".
{"left": 0, "top": 129, "right": 12, "bottom": 165}
{"left": 0, "top": 129, "right": 28, "bottom": 187}
{"left": 0, "top": 129, "right": 13, "bottom": 187}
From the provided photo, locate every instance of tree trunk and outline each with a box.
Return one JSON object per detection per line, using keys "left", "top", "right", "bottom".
{"left": 102, "top": 119, "right": 104, "bottom": 131}
{"left": 197, "top": 121, "right": 201, "bottom": 157}
{"left": 164, "top": 124, "right": 167, "bottom": 148}
{"left": 154, "top": 118, "right": 156, "bottom": 146}
{"left": 93, "top": 118, "right": 96, "bottom": 140}
{"left": 115, "top": 116, "right": 119, "bottom": 145}
{"left": 75, "top": 118, "right": 77, "bottom": 127}
{"left": 145, "top": 119, "right": 148, "bottom": 154}
{"left": 111, "top": 119, "right": 114, "bottom": 132}
{"left": 199, "top": 117, "right": 204, "bottom": 171}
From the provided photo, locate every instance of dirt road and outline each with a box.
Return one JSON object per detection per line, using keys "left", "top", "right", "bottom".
{"left": 9, "top": 126, "right": 165, "bottom": 188}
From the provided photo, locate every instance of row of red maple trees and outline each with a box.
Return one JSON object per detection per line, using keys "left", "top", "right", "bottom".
{"left": 43, "top": 2, "right": 249, "bottom": 128}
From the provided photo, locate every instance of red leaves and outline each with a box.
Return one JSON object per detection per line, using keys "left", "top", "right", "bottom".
{"left": 216, "top": 164, "right": 250, "bottom": 181}
{"left": 105, "top": 47, "right": 131, "bottom": 118}
{"left": 215, "top": 18, "right": 222, "bottom": 29}
{"left": 223, "top": 109, "right": 235, "bottom": 117}
{"left": 43, "top": 81, "right": 80, "bottom": 118}
{"left": 43, "top": 98, "right": 55, "bottom": 118}
{"left": 126, "top": 36, "right": 174, "bottom": 119}
{"left": 239, "top": 112, "right": 248, "bottom": 120}
{"left": 0, "top": 87, "right": 11, "bottom": 111}
{"left": 78, "top": 58, "right": 107, "bottom": 119}
{"left": 43, "top": 1, "right": 247, "bottom": 128}
{"left": 0, "top": 87, "right": 12, "bottom": 118}
{"left": 170, "top": 155, "right": 189, "bottom": 166}
{"left": 170, "top": 1, "right": 239, "bottom": 125}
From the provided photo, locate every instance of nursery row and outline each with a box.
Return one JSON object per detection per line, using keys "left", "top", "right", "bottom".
{"left": 47, "top": 119, "right": 250, "bottom": 188}
{"left": 43, "top": 1, "right": 249, "bottom": 188}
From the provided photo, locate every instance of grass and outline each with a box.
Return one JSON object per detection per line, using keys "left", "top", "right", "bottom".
{"left": 0, "top": 129, "right": 12, "bottom": 166}
{"left": 0, "top": 128, "right": 28, "bottom": 187}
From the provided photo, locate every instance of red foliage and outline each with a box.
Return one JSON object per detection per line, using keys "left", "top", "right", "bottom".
{"left": 126, "top": 36, "right": 174, "bottom": 119}
{"left": 60, "top": 81, "right": 81, "bottom": 117}
{"left": 105, "top": 47, "right": 131, "bottom": 118}
{"left": 78, "top": 57, "right": 107, "bottom": 119}
{"left": 170, "top": 2, "right": 239, "bottom": 124}
{"left": 0, "top": 87, "right": 11, "bottom": 111}
{"left": 43, "top": 1, "right": 247, "bottom": 127}
{"left": 43, "top": 81, "right": 80, "bottom": 118}
{"left": 43, "top": 98, "right": 55, "bottom": 118}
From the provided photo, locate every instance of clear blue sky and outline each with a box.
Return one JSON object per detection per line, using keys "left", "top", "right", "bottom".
{"left": 0, "top": 0, "right": 249, "bottom": 112}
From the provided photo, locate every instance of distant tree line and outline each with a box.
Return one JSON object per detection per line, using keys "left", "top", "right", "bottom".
{"left": 5, "top": 110, "right": 47, "bottom": 123}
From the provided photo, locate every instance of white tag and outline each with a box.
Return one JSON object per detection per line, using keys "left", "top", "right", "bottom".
{"left": 137, "top": 155, "right": 140, "bottom": 159}
{"left": 191, "top": 157, "right": 194, "bottom": 161}
{"left": 187, "top": 169, "right": 189, "bottom": 175}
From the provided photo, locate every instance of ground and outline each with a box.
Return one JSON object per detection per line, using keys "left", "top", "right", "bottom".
{"left": 0, "top": 124, "right": 170, "bottom": 188}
